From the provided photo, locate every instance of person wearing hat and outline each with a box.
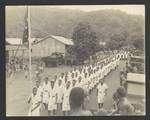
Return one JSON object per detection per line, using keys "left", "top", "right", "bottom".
{"left": 69, "top": 87, "right": 92, "bottom": 116}
{"left": 113, "top": 86, "right": 135, "bottom": 115}
{"left": 62, "top": 80, "right": 71, "bottom": 116}
{"left": 48, "top": 79, "right": 57, "bottom": 116}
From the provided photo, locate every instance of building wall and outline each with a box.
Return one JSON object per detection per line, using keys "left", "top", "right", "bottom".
{"left": 6, "top": 37, "right": 67, "bottom": 60}
{"left": 31, "top": 37, "right": 66, "bottom": 58}
{"left": 6, "top": 49, "right": 29, "bottom": 60}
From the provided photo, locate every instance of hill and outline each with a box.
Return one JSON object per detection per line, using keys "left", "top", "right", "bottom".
{"left": 6, "top": 6, "right": 144, "bottom": 44}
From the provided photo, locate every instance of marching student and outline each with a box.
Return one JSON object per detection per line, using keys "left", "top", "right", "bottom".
{"left": 63, "top": 72, "right": 69, "bottom": 87}
{"left": 74, "top": 70, "right": 79, "bottom": 81}
{"left": 71, "top": 79, "right": 77, "bottom": 89}
{"left": 42, "top": 77, "right": 50, "bottom": 110}
{"left": 97, "top": 79, "right": 108, "bottom": 109}
{"left": 35, "top": 80, "right": 43, "bottom": 99}
{"left": 76, "top": 76, "right": 83, "bottom": 88}
{"left": 48, "top": 79, "right": 57, "bottom": 116}
{"left": 28, "top": 87, "right": 42, "bottom": 116}
{"left": 39, "top": 62, "right": 44, "bottom": 73}
{"left": 35, "top": 64, "right": 40, "bottom": 75}
{"left": 62, "top": 80, "right": 71, "bottom": 116}
{"left": 83, "top": 72, "right": 89, "bottom": 91}
{"left": 54, "top": 75, "right": 58, "bottom": 83}
{"left": 56, "top": 79, "right": 64, "bottom": 111}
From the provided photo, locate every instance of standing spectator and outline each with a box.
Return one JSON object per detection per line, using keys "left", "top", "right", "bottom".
{"left": 69, "top": 87, "right": 92, "bottom": 116}
{"left": 113, "top": 87, "right": 135, "bottom": 115}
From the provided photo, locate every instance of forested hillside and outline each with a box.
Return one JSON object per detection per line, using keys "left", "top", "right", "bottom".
{"left": 6, "top": 6, "right": 144, "bottom": 49}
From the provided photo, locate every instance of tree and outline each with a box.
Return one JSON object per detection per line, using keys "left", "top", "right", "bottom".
{"left": 72, "top": 22, "right": 99, "bottom": 64}
{"left": 106, "top": 33, "right": 128, "bottom": 50}
{"left": 127, "top": 31, "right": 144, "bottom": 50}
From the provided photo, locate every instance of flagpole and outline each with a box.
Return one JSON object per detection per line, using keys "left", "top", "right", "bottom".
{"left": 28, "top": 6, "right": 32, "bottom": 86}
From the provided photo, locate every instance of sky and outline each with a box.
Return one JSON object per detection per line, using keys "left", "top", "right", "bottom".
{"left": 47, "top": 5, "right": 145, "bottom": 16}
{"left": 6, "top": 5, "right": 145, "bottom": 16}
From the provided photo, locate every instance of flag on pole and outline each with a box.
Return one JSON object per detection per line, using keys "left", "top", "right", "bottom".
{"left": 22, "top": 7, "right": 29, "bottom": 46}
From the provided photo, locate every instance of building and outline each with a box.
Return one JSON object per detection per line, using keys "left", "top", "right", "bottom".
{"left": 6, "top": 35, "right": 74, "bottom": 60}
{"left": 6, "top": 38, "right": 27, "bottom": 62}
{"left": 31, "top": 35, "right": 74, "bottom": 58}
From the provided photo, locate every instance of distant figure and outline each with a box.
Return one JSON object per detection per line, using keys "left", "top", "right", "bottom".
{"left": 24, "top": 64, "right": 28, "bottom": 79}
{"left": 69, "top": 87, "right": 92, "bottom": 116}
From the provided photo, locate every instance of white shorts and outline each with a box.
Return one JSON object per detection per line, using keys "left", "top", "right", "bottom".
{"left": 56, "top": 96, "right": 63, "bottom": 104}
{"left": 42, "top": 92, "right": 49, "bottom": 104}
{"left": 62, "top": 102, "right": 70, "bottom": 111}
{"left": 98, "top": 94, "right": 105, "bottom": 103}
{"left": 48, "top": 99, "right": 57, "bottom": 110}
{"left": 62, "top": 97, "right": 70, "bottom": 111}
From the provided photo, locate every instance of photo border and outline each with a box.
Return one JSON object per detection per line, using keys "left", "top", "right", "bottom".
{"left": 0, "top": 0, "right": 150, "bottom": 120}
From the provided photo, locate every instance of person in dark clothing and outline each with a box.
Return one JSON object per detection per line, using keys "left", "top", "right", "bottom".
{"left": 69, "top": 87, "right": 92, "bottom": 116}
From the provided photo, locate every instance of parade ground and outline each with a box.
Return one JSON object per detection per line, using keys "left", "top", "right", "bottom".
{"left": 6, "top": 60, "right": 126, "bottom": 116}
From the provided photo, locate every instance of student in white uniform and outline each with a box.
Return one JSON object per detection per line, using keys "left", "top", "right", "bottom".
{"left": 48, "top": 80, "right": 57, "bottom": 116}
{"left": 83, "top": 72, "right": 89, "bottom": 90}
{"left": 70, "top": 72, "right": 75, "bottom": 81}
{"left": 56, "top": 79, "right": 63, "bottom": 111}
{"left": 97, "top": 79, "right": 108, "bottom": 109}
{"left": 74, "top": 70, "right": 79, "bottom": 81}
{"left": 62, "top": 80, "right": 71, "bottom": 116}
{"left": 42, "top": 77, "right": 50, "bottom": 110}
{"left": 60, "top": 73, "right": 65, "bottom": 81}
{"left": 71, "top": 79, "right": 77, "bottom": 89}
{"left": 35, "top": 80, "right": 43, "bottom": 103}
{"left": 76, "top": 76, "right": 82, "bottom": 88}
{"left": 28, "top": 87, "right": 42, "bottom": 116}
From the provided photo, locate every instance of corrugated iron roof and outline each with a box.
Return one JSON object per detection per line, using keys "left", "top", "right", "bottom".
{"left": 33, "top": 35, "right": 74, "bottom": 46}
{"left": 6, "top": 38, "right": 22, "bottom": 45}
{"left": 51, "top": 35, "right": 73, "bottom": 45}
{"left": 6, "top": 35, "right": 74, "bottom": 46}
{"left": 6, "top": 38, "right": 41, "bottom": 45}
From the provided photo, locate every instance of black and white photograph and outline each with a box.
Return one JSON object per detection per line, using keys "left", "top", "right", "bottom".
{"left": 6, "top": 5, "right": 145, "bottom": 116}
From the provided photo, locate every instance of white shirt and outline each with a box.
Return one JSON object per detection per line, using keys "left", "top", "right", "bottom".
{"left": 97, "top": 83, "right": 108, "bottom": 96}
